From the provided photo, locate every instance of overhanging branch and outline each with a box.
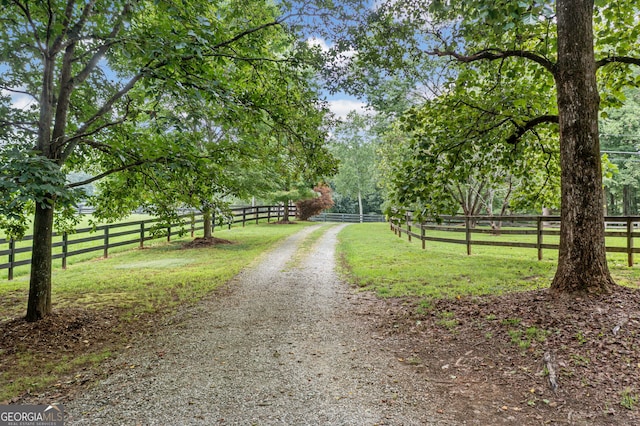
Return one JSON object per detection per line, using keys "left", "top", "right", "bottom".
{"left": 506, "top": 114, "right": 559, "bottom": 145}
{"left": 427, "top": 48, "right": 556, "bottom": 74}
{"left": 65, "top": 159, "right": 146, "bottom": 188}
{"left": 596, "top": 55, "right": 640, "bottom": 69}
{"left": 59, "top": 71, "right": 145, "bottom": 162}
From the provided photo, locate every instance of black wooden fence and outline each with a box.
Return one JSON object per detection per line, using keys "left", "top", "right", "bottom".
{"left": 1, "top": 204, "right": 295, "bottom": 281}
{"left": 390, "top": 213, "right": 640, "bottom": 267}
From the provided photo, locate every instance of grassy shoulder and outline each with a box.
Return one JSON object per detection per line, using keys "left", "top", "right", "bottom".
{"left": 336, "top": 223, "right": 640, "bottom": 299}
{"left": 0, "top": 214, "right": 154, "bottom": 280}
{"left": 336, "top": 223, "right": 640, "bottom": 421}
{"left": 0, "top": 221, "right": 314, "bottom": 402}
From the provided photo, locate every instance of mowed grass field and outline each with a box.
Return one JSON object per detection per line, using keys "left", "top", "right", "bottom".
{"left": 0, "top": 214, "right": 154, "bottom": 280}
{"left": 0, "top": 220, "right": 323, "bottom": 401}
{"left": 0, "top": 221, "right": 319, "bottom": 322}
{"left": 336, "top": 223, "right": 640, "bottom": 299}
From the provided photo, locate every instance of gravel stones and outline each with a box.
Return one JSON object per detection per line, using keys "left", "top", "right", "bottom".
{"left": 64, "top": 225, "right": 446, "bottom": 425}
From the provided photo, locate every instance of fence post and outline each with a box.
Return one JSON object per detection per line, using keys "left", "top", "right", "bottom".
{"left": 465, "top": 217, "right": 471, "bottom": 255}
{"left": 627, "top": 218, "right": 634, "bottom": 267}
{"left": 104, "top": 226, "right": 110, "bottom": 259}
{"left": 8, "top": 238, "right": 14, "bottom": 281}
{"left": 242, "top": 208, "right": 246, "bottom": 227}
{"left": 255, "top": 206, "right": 259, "bottom": 225}
{"left": 140, "top": 222, "right": 145, "bottom": 248}
{"left": 406, "top": 212, "right": 412, "bottom": 242}
{"left": 421, "top": 224, "right": 426, "bottom": 250}
{"left": 267, "top": 207, "right": 271, "bottom": 223}
{"left": 537, "top": 217, "right": 543, "bottom": 261}
{"left": 62, "top": 232, "right": 68, "bottom": 269}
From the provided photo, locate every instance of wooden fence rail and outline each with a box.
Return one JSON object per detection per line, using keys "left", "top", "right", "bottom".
{"left": 390, "top": 213, "right": 640, "bottom": 267}
{"left": 0, "top": 204, "right": 295, "bottom": 281}
{"left": 309, "top": 212, "right": 386, "bottom": 223}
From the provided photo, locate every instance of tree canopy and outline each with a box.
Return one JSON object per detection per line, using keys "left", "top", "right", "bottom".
{"left": 315, "top": 0, "right": 640, "bottom": 294}
{"left": 0, "top": 0, "right": 335, "bottom": 320}
{"left": 329, "top": 112, "right": 382, "bottom": 216}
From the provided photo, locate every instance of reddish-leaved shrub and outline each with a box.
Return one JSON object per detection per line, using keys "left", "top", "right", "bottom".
{"left": 296, "top": 184, "right": 334, "bottom": 220}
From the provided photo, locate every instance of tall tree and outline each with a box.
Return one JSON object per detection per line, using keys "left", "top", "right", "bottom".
{"left": 0, "top": 0, "right": 330, "bottom": 321}
{"left": 381, "top": 69, "right": 561, "bottom": 221}
{"left": 326, "top": 0, "right": 640, "bottom": 294}
{"left": 330, "top": 112, "right": 380, "bottom": 218}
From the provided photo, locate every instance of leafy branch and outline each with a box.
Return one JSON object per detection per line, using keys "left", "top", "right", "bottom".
{"left": 427, "top": 48, "right": 556, "bottom": 74}
{"left": 506, "top": 115, "right": 559, "bottom": 145}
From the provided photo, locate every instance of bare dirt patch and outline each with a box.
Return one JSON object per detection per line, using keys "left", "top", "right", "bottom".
{"left": 0, "top": 308, "right": 129, "bottom": 403}
{"left": 358, "top": 286, "right": 640, "bottom": 424}
{"left": 181, "top": 236, "right": 233, "bottom": 249}
{"left": 270, "top": 219, "right": 298, "bottom": 225}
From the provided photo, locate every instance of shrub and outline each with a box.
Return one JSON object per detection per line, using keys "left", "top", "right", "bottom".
{"left": 296, "top": 184, "right": 334, "bottom": 220}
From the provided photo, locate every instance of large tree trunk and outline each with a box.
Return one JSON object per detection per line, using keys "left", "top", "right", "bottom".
{"left": 203, "top": 208, "right": 213, "bottom": 239}
{"left": 357, "top": 190, "right": 363, "bottom": 222}
{"left": 26, "top": 46, "right": 57, "bottom": 321}
{"left": 550, "top": 0, "right": 615, "bottom": 294}
{"left": 26, "top": 202, "right": 55, "bottom": 321}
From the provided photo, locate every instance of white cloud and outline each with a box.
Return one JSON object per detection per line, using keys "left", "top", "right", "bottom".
{"left": 307, "top": 37, "right": 331, "bottom": 52}
{"left": 2, "top": 89, "right": 36, "bottom": 110}
{"left": 306, "top": 36, "right": 357, "bottom": 65}
{"left": 12, "top": 94, "right": 35, "bottom": 110}
{"left": 328, "top": 99, "right": 369, "bottom": 120}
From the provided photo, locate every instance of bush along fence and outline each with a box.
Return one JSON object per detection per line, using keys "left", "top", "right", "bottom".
{"left": 0, "top": 204, "right": 295, "bottom": 281}
{"left": 390, "top": 213, "right": 640, "bottom": 267}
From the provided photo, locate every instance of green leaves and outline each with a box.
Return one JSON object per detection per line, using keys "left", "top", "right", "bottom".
{"left": 0, "top": 0, "right": 336, "bottom": 231}
{"left": 329, "top": 112, "right": 381, "bottom": 212}
{"left": 377, "top": 57, "right": 562, "bottom": 218}
{"left": 0, "top": 146, "right": 84, "bottom": 237}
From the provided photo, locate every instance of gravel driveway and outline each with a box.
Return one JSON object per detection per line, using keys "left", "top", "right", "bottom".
{"left": 66, "top": 224, "right": 447, "bottom": 425}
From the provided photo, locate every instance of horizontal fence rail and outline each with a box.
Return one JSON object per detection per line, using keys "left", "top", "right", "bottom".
{"left": 309, "top": 212, "right": 386, "bottom": 223}
{"left": 390, "top": 213, "right": 640, "bottom": 267}
{"left": 1, "top": 204, "right": 295, "bottom": 281}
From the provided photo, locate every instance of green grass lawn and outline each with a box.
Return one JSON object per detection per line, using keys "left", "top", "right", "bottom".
{"left": 0, "top": 214, "right": 155, "bottom": 280}
{"left": 337, "top": 223, "right": 640, "bottom": 299}
{"left": 1, "top": 210, "right": 292, "bottom": 280}
{"left": 0, "top": 220, "right": 318, "bottom": 401}
{"left": 0, "top": 221, "right": 316, "bottom": 322}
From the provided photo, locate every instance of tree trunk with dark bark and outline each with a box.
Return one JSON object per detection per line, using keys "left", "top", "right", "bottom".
{"left": 26, "top": 48, "right": 57, "bottom": 321}
{"left": 203, "top": 208, "right": 213, "bottom": 239}
{"left": 550, "top": 0, "right": 615, "bottom": 294}
{"left": 26, "top": 202, "right": 55, "bottom": 321}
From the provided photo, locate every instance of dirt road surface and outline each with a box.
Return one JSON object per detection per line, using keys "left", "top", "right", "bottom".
{"left": 65, "top": 224, "right": 449, "bottom": 425}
